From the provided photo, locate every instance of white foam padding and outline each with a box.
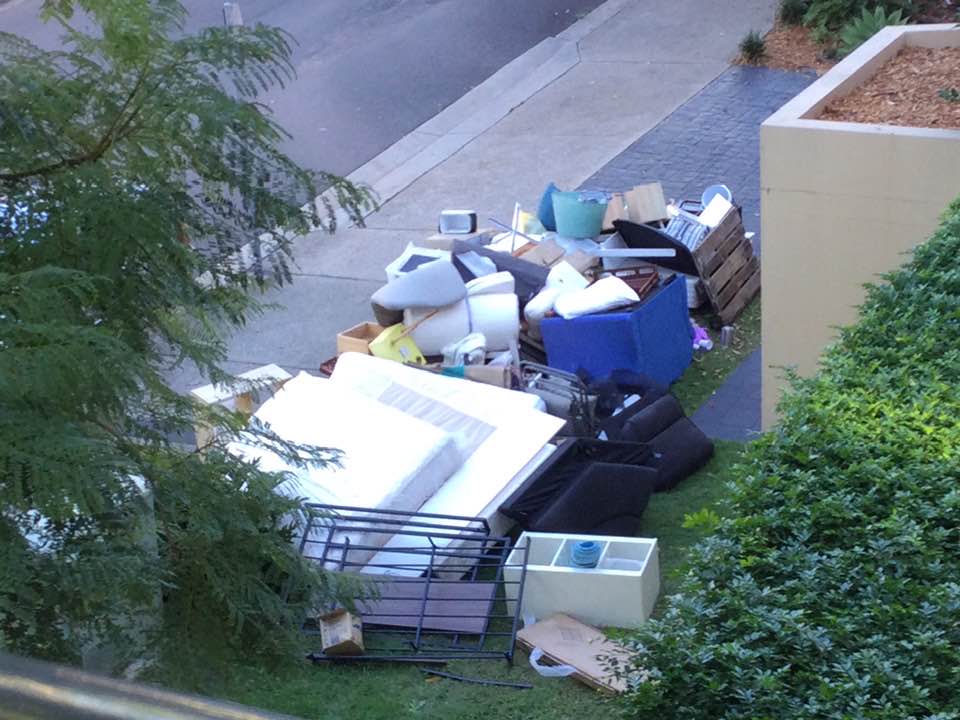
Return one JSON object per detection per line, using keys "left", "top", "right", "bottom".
{"left": 466, "top": 271, "right": 515, "bottom": 296}
{"left": 465, "top": 293, "right": 519, "bottom": 351}
{"left": 546, "top": 261, "right": 589, "bottom": 290}
{"left": 405, "top": 293, "right": 519, "bottom": 354}
{"left": 523, "top": 286, "right": 564, "bottom": 340}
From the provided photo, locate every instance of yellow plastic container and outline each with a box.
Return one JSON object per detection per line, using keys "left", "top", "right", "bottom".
{"left": 368, "top": 324, "right": 427, "bottom": 365}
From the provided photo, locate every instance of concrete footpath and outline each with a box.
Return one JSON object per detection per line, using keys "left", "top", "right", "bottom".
{"left": 169, "top": 0, "right": 777, "bottom": 393}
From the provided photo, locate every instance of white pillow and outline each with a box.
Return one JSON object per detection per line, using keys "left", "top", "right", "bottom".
{"left": 553, "top": 276, "right": 639, "bottom": 319}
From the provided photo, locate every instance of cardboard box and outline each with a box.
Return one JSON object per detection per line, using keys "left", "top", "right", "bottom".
{"left": 336, "top": 322, "right": 385, "bottom": 356}
{"left": 516, "top": 613, "right": 633, "bottom": 693}
{"left": 563, "top": 250, "right": 598, "bottom": 275}
{"left": 319, "top": 609, "right": 364, "bottom": 656}
{"left": 624, "top": 182, "right": 668, "bottom": 224}
{"left": 602, "top": 183, "right": 670, "bottom": 230}
{"left": 514, "top": 240, "right": 598, "bottom": 274}
{"left": 603, "top": 191, "right": 630, "bottom": 228}
{"left": 516, "top": 238, "right": 566, "bottom": 267}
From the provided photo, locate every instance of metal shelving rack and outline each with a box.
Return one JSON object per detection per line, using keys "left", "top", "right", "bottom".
{"left": 300, "top": 504, "right": 529, "bottom": 664}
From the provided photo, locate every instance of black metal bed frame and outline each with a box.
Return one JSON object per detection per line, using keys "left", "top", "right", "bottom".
{"left": 520, "top": 361, "right": 597, "bottom": 436}
{"left": 299, "top": 504, "right": 529, "bottom": 664}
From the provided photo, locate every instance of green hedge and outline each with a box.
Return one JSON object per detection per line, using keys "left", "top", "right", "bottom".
{"left": 623, "top": 199, "right": 960, "bottom": 719}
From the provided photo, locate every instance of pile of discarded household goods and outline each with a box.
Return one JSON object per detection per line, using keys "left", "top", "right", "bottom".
{"left": 191, "top": 180, "right": 760, "bottom": 692}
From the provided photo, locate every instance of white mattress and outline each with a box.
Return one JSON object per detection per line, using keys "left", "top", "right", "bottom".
{"left": 330, "top": 354, "right": 564, "bottom": 575}
{"left": 228, "top": 372, "right": 461, "bottom": 512}
{"left": 331, "top": 352, "right": 544, "bottom": 415}
{"left": 365, "top": 442, "right": 558, "bottom": 578}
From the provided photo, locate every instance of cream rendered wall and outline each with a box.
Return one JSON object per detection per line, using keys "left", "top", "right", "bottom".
{"left": 760, "top": 24, "right": 960, "bottom": 428}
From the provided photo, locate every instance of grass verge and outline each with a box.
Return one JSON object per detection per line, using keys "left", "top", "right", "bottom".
{"left": 199, "top": 442, "right": 743, "bottom": 720}
{"left": 638, "top": 439, "right": 741, "bottom": 599}
{"left": 672, "top": 297, "right": 761, "bottom": 415}
{"left": 166, "top": 303, "right": 753, "bottom": 717}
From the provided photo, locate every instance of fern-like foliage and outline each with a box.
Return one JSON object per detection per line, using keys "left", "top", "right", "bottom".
{"left": 1, "top": 0, "right": 374, "bottom": 681}
{"left": 838, "top": 6, "right": 909, "bottom": 57}
{"left": 779, "top": 0, "right": 810, "bottom": 25}
{"left": 739, "top": 30, "right": 767, "bottom": 64}
{"left": 802, "top": 0, "right": 911, "bottom": 33}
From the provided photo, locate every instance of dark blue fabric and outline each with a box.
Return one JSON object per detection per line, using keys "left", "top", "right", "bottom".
{"left": 540, "top": 276, "right": 693, "bottom": 385}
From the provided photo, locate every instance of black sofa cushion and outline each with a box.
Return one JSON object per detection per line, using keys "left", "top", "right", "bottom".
{"left": 645, "top": 417, "right": 715, "bottom": 492}
{"left": 528, "top": 462, "right": 657, "bottom": 536}
{"left": 500, "top": 438, "right": 652, "bottom": 528}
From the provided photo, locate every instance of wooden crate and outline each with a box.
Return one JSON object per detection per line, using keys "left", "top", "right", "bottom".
{"left": 691, "top": 208, "right": 760, "bottom": 324}
{"left": 336, "top": 322, "right": 384, "bottom": 356}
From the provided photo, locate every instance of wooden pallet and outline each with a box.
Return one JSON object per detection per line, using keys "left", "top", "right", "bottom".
{"left": 691, "top": 208, "right": 760, "bottom": 324}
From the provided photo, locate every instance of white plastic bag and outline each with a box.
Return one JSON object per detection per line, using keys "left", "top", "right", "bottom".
{"left": 528, "top": 647, "right": 578, "bottom": 678}
{"left": 523, "top": 613, "right": 577, "bottom": 678}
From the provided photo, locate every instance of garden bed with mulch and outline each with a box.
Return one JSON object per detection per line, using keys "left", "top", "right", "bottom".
{"left": 754, "top": 24, "right": 837, "bottom": 74}
{"left": 820, "top": 46, "right": 960, "bottom": 128}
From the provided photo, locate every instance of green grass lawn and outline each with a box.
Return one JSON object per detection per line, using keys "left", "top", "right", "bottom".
{"left": 673, "top": 297, "right": 761, "bottom": 415}
{"left": 174, "top": 303, "right": 759, "bottom": 718}
{"left": 202, "top": 442, "right": 742, "bottom": 720}
{"left": 638, "top": 439, "right": 740, "bottom": 598}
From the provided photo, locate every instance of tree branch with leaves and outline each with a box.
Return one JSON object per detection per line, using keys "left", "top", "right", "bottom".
{"left": 0, "top": 0, "right": 374, "bottom": 682}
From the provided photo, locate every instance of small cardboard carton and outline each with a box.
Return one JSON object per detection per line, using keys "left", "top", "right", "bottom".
{"left": 336, "top": 322, "right": 385, "bottom": 356}
{"left": 624, "top": 182, "right": 668, "bottom": 225}
{"left": 516, "top": 238, "right": 566, "bottom": 267}
{"left": 603, "top": 191, "right": 630, "bottom": 228}
{"left": 319, "top": 609, "right": 364, "bottom": 657}
{"left": 603, "top": 183, "right": 669, "bottom": 230}
{"left": 514, "top": 239, "right": 598, "bottom": 274}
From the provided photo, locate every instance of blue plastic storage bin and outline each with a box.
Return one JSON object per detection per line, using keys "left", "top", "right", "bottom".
{"left": 552, "top": 191, "right": 607, "bottom": 238}
{"left": 540, "top": 276, "right": 693, "bottom": 385}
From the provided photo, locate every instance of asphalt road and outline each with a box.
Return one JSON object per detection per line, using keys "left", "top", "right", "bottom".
{"left": 1, "top": 0, "right": 606, "bottom": 177}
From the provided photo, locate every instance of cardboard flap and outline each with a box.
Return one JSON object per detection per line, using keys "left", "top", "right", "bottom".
{"left": 624, "top": 182, "right": 668, "bottom": 224}
{"left": 517, "top": 613, "right": 632, "bottom": 693}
